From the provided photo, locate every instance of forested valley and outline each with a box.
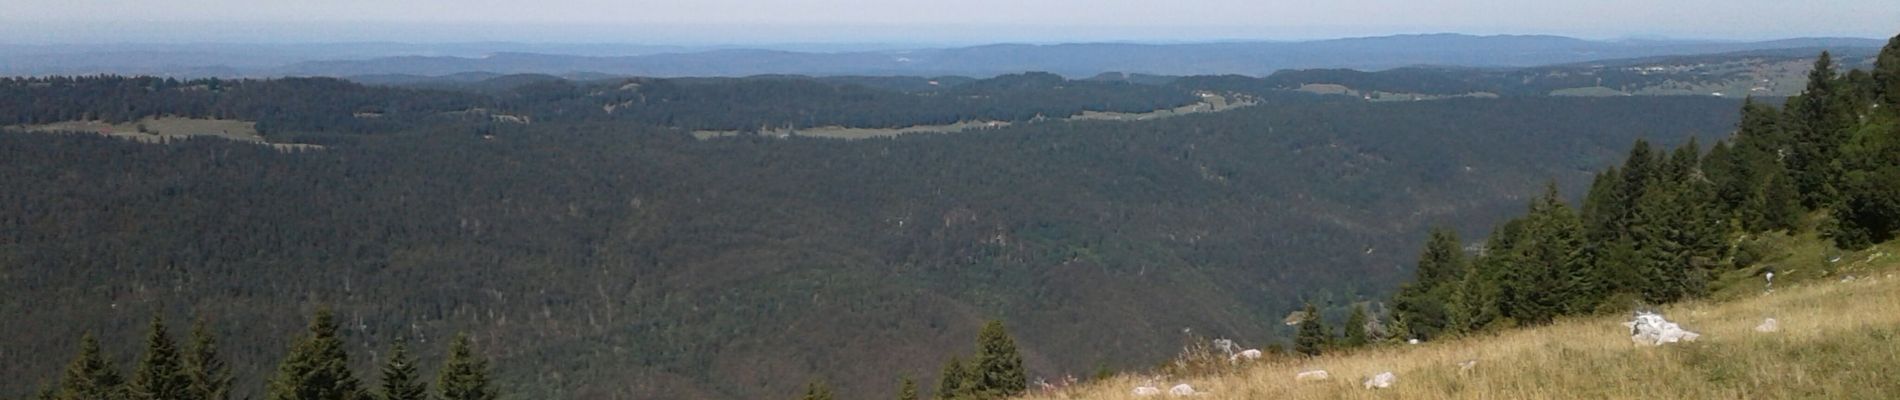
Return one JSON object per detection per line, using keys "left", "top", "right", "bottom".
{"left": 13, "top": 44, "right": 1893, "bottom": 398}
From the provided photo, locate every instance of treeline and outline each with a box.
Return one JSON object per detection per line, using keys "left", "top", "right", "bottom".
{"left": 1260, "top": 50, "right": 1881, "bottom": 97}
{"left": 0, "top": 76, "right": 492, "bottom": 141}
{"left": 798, "top": 321, "right": 1028, "bottom": 400}
{"left": 1385, "top": 38, "right": 1900, "bottom": 341}
{"left": 0, "top": 73, "right": 1203, "bottom": 139}
{"left": 14, "top": 309, "right": 498, "bottom": 400}
{"left": 505, "top": 72, "right": 1203, "bottom": 130}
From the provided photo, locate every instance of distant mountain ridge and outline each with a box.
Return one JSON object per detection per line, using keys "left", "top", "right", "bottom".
{"left": 2, "top": 34, "right": 1884, "bottom": 78}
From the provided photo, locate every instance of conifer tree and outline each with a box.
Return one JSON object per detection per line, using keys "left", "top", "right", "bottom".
{"left": 968, "top": 320, "right": 1026, "bottom": 399}
{"left": 1845, "top": 69, "right": 1880, "bottom": 107}
{"left": 436, "top": 334, "right": 497, "bottom": 400}
{"left": 1701, "top": 140, "right": 1742, "bottom": 211}
{"left": 798, "top": 380, "right": 834, "bottom": 400}
{"left": 1581, "top": 167, "right": 1627, "bottom": 240}
{"left": 60, "top": 333, "right": 125, "bottom": 400}
{"left": 1876, "top": 34, "right": 1900, "bottom": 107}
{"left": 1597, "top": 234, "right": 1643, "bottom": 300}
{"left": 1788, "top": 51, "right": 1852, "bottom": 207}
{"left": 1451, "top": 221, "right": 1513, "bottom": 332}
{"left": 896, "top": 377, "right": 918, "bottom": 400}
{"left": 129, "top": 316, "right": 191, "bottom": 400}
{"left": 1580, "top": 167, "right": 1637, "bottom": 298}
{"left": 935, "top": 357, "right": 967, "bottom": 400}
{"left": 1755, "top": 171, "right": 1804, "bottom": 232}
{"left": 267, "top": 307, "right": 366, "bottom": 400}
{"left": 1725, "top": 101, "right": 1804, "bottom": 233}
{"left": 1293, "top": 303, "right": 1328, "bottom": 357}
{"left": 1489, "top": 184, "right": 1587, "bottom": 324}
{"left": 1383, "top": 314, "right": 1412, "bottom": 344}
{"left": 377, "top": 340, "right": 427, "bottom": 400}
{"left": 1619, "top": 139, "right": 1661, "bottom": 216}
{"left": 1631, "top": 184, "right": 1692, "bottom": 304}
{"left": 1832, "top": 112, "right": 1900, "bottom": 249}
{"left": 184, "top": 319, "right": 232, "bottom": 400}
{"left": 1391, "top": 228, "right": 1462, "bottom": 339}
{"left": 1342, "top": 304, "right": 1370, "bottom": 347}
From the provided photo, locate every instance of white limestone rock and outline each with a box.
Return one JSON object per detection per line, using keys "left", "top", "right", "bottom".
{"left": 1626, "top": 312, "right": 1699, "bottom": 346}
{"left": 1295, "top": 370, "right": 1331, "bottom": 382}
{"left": 1363, "top": 372, "right": 1397, "bottom": 389}
{"left": 1754, "top": 318, "right": 1780, "bottom": 333}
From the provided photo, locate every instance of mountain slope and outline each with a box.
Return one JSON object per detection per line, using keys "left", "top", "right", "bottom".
{"left": 0, "top": 92, "right": 1744, "bottom": 399}
{"left": 1026, "top": 237, "right": 1900, "bottom": 399}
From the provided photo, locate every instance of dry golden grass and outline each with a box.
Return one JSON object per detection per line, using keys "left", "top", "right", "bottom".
{"left": 15, "top": 117, "right": 322, "bottom": 150}
{"left": 691, "top": 93, "right": 1255, "bottom": 140}
{"left": 1028, "top": 258, "right": 1900, "bottom": 399}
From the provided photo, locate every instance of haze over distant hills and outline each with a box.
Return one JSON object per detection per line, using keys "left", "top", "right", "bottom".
{"left": 1, "top": 34, "right": 1883, "bottom": 78}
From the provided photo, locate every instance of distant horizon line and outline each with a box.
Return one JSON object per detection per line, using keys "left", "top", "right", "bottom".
{"left": 1, "top": 32, "right": 1887, "bottom": 48}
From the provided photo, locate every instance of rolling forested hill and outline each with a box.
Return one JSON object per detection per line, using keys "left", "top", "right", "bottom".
{"left": 0, "top": 74, "right": 1748, "bottom": 399}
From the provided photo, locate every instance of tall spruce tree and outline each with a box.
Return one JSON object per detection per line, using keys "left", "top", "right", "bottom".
{"left": 896, "top": 377, "right": 918, "bottom": 400}
{"left": 1581, "top": 167, "right": 1628, "bottom": 241}
{"left": 1631, "top": 183, "right": 1692, "bottom": 304}
{"left": 1383, "top": 314, "right": 1413, "bottom": 344}
{"left": 1788, "top": 51, "right": 1852, "bottom": 207}
{"left": 1620, "top": 139, "right": 1661, "bottom": 218}
{"left": 184, "top": 319, "right": 232, "bottom": 400}
{"left": 935, "top": 357, "right": 967, "bottom": 400}
{"left": 1832, "top": 111, "right": 1900, "bottom": 249}
{"left": 129, "top": 316, "right": 191, "bottom": 400}
{"left": 1293, "top": 302, "right": 1328, "bottom": 356}
{"left": 1342, "top": 304, "right": 1371, "bottom": 347}
{"left": 1496, "top": 185, "right": 1584, "bottom": 324}
{"left": 798, "top": 381, "right": 834, "bottom": 400}
{"left": 1451, "top": 221, "right": 1515, "bottom": 332}
{"left": 1702, "top": 140, "right": 1743, "bottom": 212}
{"left": 436, "top": 334, "right": 497, "bottom": 400}
{"left": 1596, "top": 234, "right": 1644, "bottom": 304}
{"left": 377, "top": 340, "right": 427, "bottom": 400}
{"left": 1755, "top": 170, "right": 1804, "bottom": 233}
{"left": 1581, "top": 167, "right": 1635, "bottom": 297}
{"left": 1877, "top": 34, "right": 1900, "bottom": 107}
{"left": 1391, "top": 228, "right": 1463, "bottom": 339}
{"left": 1728, "top": 101, "right": 1804, "bottom": 233}
{"left": 968, "top": 320, "right": 1026, "bottom": 399}
{"left": 267, "top": 307, "right": 366, "bottom": 400}
{"left": 60, "top": 333, "right": 125, "bottom": 400}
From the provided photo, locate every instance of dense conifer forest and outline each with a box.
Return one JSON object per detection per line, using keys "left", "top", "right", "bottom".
{"left": 1368, "top": 41, "right": 1900, "bottom": 350}
{"left": 11, "top": 37, "right": 1900, "bottom": 398}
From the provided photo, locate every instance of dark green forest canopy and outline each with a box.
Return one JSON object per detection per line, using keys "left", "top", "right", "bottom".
{"left": 0, "top": 72, "right": 1201, "bottom": 139}
{"left": 0, "top": 74, "right": 1746, "bottom": 399}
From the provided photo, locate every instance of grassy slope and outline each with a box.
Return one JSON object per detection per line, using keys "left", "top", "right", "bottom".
{"left": 1029, "top": 236, "right": 1900, "bottom": 399}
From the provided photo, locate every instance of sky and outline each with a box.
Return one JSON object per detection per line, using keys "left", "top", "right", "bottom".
{"left": 3, "top": 0, "right": 1896, "bottom": 44}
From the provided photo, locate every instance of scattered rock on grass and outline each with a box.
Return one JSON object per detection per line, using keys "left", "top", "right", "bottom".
{"left": 1168, "top": 383, "right": 1201, "bottom": 396}
{"left": 1363, "top": 372, "right": 1397, "bottom": 389}
{"left": 1755, "top": 318, "right": 1780, "bottom": 333}
{"left": 1295, "top": 370, "right": 1331, "bottom": 382}
{"left": 1627, "top": 312, "right": 1699, "bottom": 345}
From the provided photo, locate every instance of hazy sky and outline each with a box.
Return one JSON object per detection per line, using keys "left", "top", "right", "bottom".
{"left": 4, "top": 0, "right": 1896, "bottom": 44}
